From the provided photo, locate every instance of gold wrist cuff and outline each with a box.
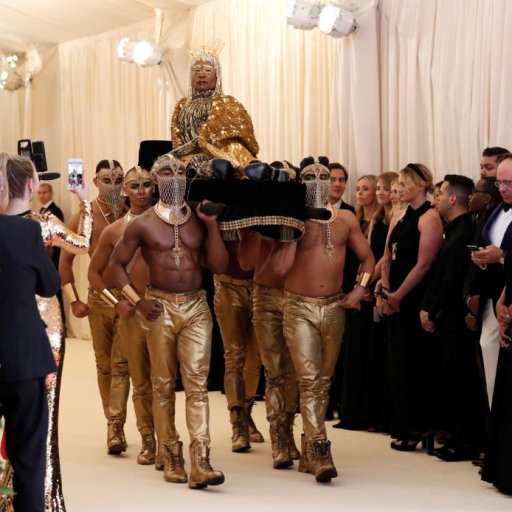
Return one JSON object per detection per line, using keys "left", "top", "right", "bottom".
{"left": 62, "top": 283, "right": 79, "bottom": 303}
{"left": 100, "top": 288, "right": 119, "bottom": 308}
{"left": 355, "top": 272, "right": 372, "bottom": 290}
{"left": 121, "top": 284, "right": 141, "bottom": 306}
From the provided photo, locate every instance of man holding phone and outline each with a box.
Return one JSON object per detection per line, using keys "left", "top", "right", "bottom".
{"left": 469, "top": 154, "right": 512, "bottom": 406}
{"left": 59, "top": 159, "right": 128, "bottom": 452}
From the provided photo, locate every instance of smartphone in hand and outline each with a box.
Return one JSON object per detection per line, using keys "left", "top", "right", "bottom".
{"left": 67, "top": 158, "right": 83, "bottom": 190}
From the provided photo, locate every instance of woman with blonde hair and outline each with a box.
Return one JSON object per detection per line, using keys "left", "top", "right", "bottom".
{"left": 0, "top": 155, "right": 91, "bottom": 512}
{"left": 355, "top": 174, "right": 378, "bottom": 236}
{"left": 377, "top": 163, "right": 443, "bottom": 451}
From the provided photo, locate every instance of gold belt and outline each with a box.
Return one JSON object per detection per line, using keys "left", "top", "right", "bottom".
{"left": 146, "top": 287, "right": 206, "bottom": 304}
{"left": 253, "top": 283, "right": 284, "bottom": 298}
{"left": 284, "top": 291, "right": 341, "bottom": 306}
{"left": 214, "top": 274, "right": 253, "bottom": 287}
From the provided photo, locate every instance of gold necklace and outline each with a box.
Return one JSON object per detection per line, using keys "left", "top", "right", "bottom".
{"left": 95, "top": 199, "right": 113, "bottom": 225}
{"left": 153, "top": 202, "right": 192, "bottom": 269}
{"left": 311, "top": 204, "right": 338, "bottom": 264}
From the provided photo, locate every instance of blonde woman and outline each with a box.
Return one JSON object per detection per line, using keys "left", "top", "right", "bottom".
{"left": 378, "top": 163, "right": 443, "bottom": 451}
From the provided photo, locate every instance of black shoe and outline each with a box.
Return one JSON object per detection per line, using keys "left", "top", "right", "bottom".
{"left": 211, "top": 159, "right": 234, "bottom": 180}
{"left": 433, "top": 444, "right": 481, "bottom": 462}
{"left": 244, "top": 162, "right": 289, "bottom": 182}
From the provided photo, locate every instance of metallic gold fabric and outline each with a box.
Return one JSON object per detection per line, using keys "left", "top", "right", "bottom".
{"left": 171, "top": 94, "right": 259, "bottom": 169}
{"left": 117, "top": 310, "right": 153, "bottom": 436}
{"left": 252, "top": 285, "right": 298, "bottom": 421}
{"left": 283, "top": 293, "right": 346, "bottom": 441}
{"left": 213, "top": 277, "right": 261, "bottom": 409}
{"left": 87, "top": 289, "right": 129, "bottom": 422}
{"left": 143, "top": 288, "right": 212, "bottom": 449}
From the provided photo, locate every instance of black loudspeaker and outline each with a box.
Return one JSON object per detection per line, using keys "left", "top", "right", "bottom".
{"left": 32, "top": 141, "right": 48, "bottom": 173}
{"left": 138, "top": 140, "right": 172, "bottom": 172}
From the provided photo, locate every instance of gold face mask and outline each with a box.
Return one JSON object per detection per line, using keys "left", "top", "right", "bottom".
{"left": 301, "top": 163, "right": 331, "bottom": 208}
{"left": 97, "top": 162, "right": 124, "bottom": 217}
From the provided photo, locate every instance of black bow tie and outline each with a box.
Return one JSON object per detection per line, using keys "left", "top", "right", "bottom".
{"left": 39, "top": 207, "right": 46, "bottom": 214}
{"left": 503, "top": 203, "right": 511, "bottom": 212}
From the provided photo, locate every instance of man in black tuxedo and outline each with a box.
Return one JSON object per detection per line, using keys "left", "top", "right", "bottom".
{"left": 0, "top": 214, "right": 60, "bottom": 511}
{"left": 38, "top": 182, "right": 64, "bottom": 267}
{"left": 470, "top": 154, "right": 512, "bottom": 406}
{"left": 420, "top": 175, "right": 487, "bottom": 461}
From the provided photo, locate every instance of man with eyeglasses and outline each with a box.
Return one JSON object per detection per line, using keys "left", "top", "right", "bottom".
{"left": 468, "top": 154, "right": 512, "bottom": 409}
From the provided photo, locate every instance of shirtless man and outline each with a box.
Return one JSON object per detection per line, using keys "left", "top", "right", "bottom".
{"left": 109, "top": 154, "right": 228, "bottom": 489}
{"left": 88, "top": 167, "right": 155, "bottom": 463}
{"left": 59, "top": 160, "right": 128, "bottom": 452}
{"left": 238, "top": 229, "right": 300, "bottom": 469}
{"left": 272, "top": 161, "right": 374, "bottom": 483}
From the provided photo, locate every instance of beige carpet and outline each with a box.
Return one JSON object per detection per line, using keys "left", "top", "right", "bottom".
{"left": 58, "top": 338, "right": 510, "bottom": 512}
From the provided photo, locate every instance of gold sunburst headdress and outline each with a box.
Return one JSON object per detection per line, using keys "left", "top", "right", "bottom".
{"left": 187, "top": 40, "right": 225, "bottom": 96}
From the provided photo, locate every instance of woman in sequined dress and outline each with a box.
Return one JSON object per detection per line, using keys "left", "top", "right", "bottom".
{"left": 0, "top": 154, "right": 92, "bottom": 511}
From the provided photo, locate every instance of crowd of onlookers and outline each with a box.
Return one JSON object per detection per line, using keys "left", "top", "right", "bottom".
{"left": 321, "top": 148, "right": 512, "bottom": 496}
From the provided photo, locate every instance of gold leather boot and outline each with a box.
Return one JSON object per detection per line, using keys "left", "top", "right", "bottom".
{"left": 230, "top": 406, "right": 251, "bottom": 452}
{"left": 309, "top": 440, "right": 338, "bottom": 483}
{"left": 163, "top": 441, "right": 188, "bottom": 483}
{"left": 246, "top": 397, "right": 264, "bottom": 443}
{"left": 269, "top": 420, "right": 293, "bottom": 469}
{"left": 298, "top": 433, "right": 311, "bottom": 474}
{"left": 286, "top": 413, "right": 300, "bottom": 460}
{"left": 137, "top": 433, "right": 156, "bottom": 465}
{"left": 188, "top": 446, "right": 225, "bottom": 489}
{"left": 107, "top": 420, "right": 127, "bottom": 455}
{"left": 155, "top": 442, "right": 165, "bottom": 471}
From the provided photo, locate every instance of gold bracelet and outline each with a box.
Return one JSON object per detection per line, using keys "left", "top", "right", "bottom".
{"left": 100, "top": 288, "right": 119, "bottom": 308}
{"left": 62, "top": 283, "right": 80, "bottom": 304}
{"left": 121, "top": 284, "right": 141, "bottom": 306}
{"left": 355, "top": 272, "right": 372, "bottom": 290}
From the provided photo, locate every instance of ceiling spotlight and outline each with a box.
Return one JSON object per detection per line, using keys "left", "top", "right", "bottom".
{"left": 286, "top": 0, "right": 322, "bottom": 30}
{"left": 117, "top": 37, "right": 136, "bottom": 62}
{"left": 117, "top": 38, "right": 162, "bottom": 67}
{"left": 318, "top": 4, "right": 358, "bottom": 38}
{"left": 0, "top": 53, "right": 34, "bottom": 92}
{"left": 132, "top": 41, "right": 162, "bottom": 67}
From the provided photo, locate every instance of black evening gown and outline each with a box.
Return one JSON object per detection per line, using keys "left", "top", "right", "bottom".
{"left": 338, "top": 218, "right": 388, "bottom": 430}
{"left": 386, "top": 202, "right": 435, "bottom": 440}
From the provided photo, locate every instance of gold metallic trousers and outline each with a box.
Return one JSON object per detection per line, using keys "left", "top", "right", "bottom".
{"left": 117, "top": 310, "right": 154, "bottom": 436}
{"left": 252, "top": 285, "right": 298, "bottom": 421}
{"left": 214, "top": 275, "right": 261, "bottom": 409}
{"left": 144, "top": 288, "right": 212, "bottom": 448}
{"left": 87, "top": 289, "right": 130, "bottom": 423}
{"left": 283, "top": 292, "right": 346, "bottom": 441}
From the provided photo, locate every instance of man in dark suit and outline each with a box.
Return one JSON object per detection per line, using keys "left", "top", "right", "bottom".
{"left": 470, "top": 154, "right": 512, "bottom": 406}
{"left": 420, "top": 175, "right": 487, "bottom": 461}
{"left": 0, "top": 214, "right": 60, "bottom": 511}
{"left": 38, "top": 182, "right": 64, "bottom": 267}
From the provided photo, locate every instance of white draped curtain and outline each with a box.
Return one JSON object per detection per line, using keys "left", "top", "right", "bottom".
{"left": 2, "top": 0, "right": 512, "bottom": 337}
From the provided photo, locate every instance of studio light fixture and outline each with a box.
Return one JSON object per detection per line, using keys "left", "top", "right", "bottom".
{"left": 318, "top": 4, "right": 358, "bottom": 38}
{"left": 117, "top": 38, "right": 162, "bottom": 67}
{"left": 286, "top": 1, "right": 358, "bottom": 38}
{"left": 286, "top": 0, "right": 322, "bottom": 30}
{"left": 0, "top": 53, "right": 33, "bottom": 91}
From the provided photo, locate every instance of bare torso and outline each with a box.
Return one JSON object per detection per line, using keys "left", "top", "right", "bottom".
{"left": 254, "top": 238, "right": 284, "bottom": 289}
{"left": 136, "top": 209, "right": 205, "bottom": 293}
{"left": 224, "top": 240, "right": 254, "bottom": 280}
{"left": 284, "top": 216, "right": 349, "bottom": 297}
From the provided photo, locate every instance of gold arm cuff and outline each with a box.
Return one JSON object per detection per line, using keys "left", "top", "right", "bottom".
{"left": 121, "top": 284, "right": 141, "bottom": 307}
{"left": 355, "top": 272, "right": 372, "bottom": 290}
{"left": 100, "top": 289, "right": 119, "bottom": 308}
{"left": 62, "top": 283, "right": 80, "bottom": 303}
